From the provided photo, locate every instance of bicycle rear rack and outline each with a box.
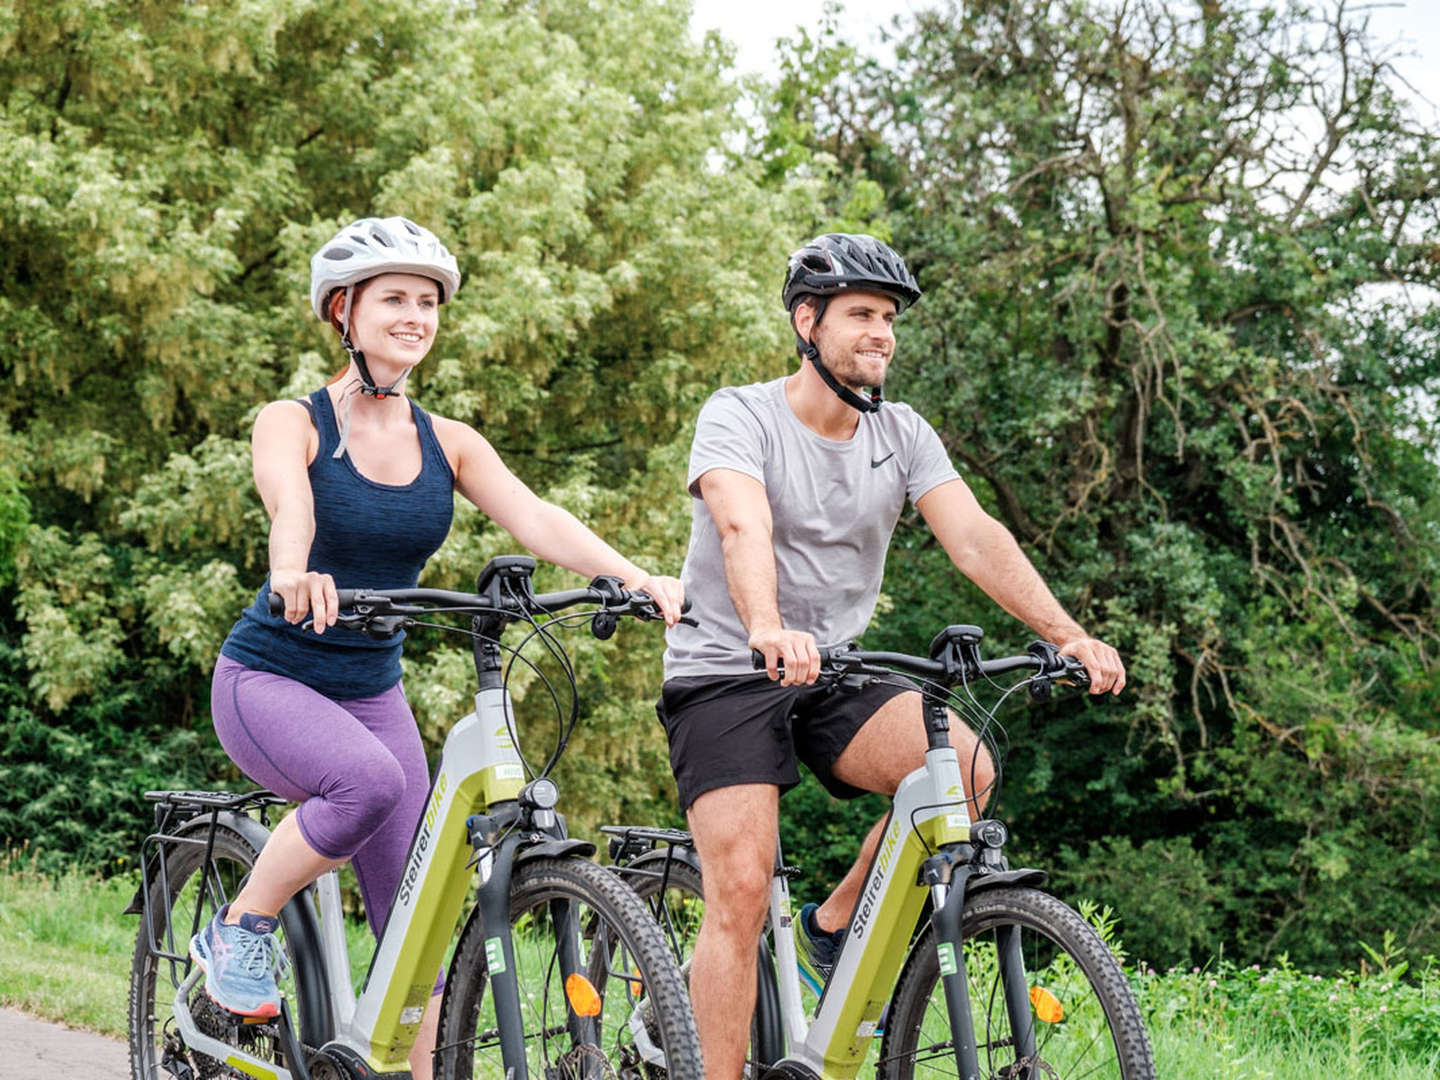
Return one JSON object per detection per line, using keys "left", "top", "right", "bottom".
{"left": 132, "top": 789, "right": 290, "bottom": 990}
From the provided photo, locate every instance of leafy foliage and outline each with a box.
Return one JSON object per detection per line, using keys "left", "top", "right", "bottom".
{"left": 3, "top": 0, "right": 1438, "bottom": 979}
{"left": 0, "top": 0, "right": 803, "bottom": 862}
{"left": 763, "top": 0, "right": 1440, "bottom": 968}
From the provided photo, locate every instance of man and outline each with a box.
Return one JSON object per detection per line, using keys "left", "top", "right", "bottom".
{"left": 659, "top": 233, "right": 1126, "bottom": 1080}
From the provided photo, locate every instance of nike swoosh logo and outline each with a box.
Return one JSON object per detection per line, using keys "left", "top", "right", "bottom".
{"left": 870, "top": 452, "right": 895, "bottom": 469}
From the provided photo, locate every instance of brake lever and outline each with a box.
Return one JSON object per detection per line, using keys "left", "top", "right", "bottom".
{"left": 1024, "top": 640, "right": 1090, "bottom": 697}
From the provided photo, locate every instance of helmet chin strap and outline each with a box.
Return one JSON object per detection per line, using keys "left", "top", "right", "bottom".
{"left": 333, "top": 285, "right": 409, "bottom": 459}
{"left": 339, "top": 285, "right": 408, "bottom": 400}
{"left": 795, "top": 297, "right": 884, "bottom": 414}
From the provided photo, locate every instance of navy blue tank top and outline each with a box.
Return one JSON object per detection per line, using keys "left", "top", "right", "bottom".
{"left": 220, "top": 388, "right": 455, "bottom": 699}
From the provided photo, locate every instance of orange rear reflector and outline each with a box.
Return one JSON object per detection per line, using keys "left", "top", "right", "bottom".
{"left": 1030, "top": 985, "right": 1064, "bottom": 1023}
{"left": 566, "top": 973, "right": 602, "bottom": 1017}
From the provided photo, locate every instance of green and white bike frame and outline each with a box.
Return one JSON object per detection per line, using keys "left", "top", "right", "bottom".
{"left": 169, "top": 679, "right": 538, "bottom": 1080}
{"left": 164, "top": 561, "right": 636, "bottom": 1080}
{"left": 764, "top": 688, "right": 1040, "bottom": 1080}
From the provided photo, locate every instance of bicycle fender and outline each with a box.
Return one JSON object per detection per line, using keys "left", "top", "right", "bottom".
{"left": 623, "top": 845, "right": 702, "bottom": 877}
{"left": 514, "top": 839, "right": 597, "bottom": 865}
{"left": 964, "top": 867, "right": 1047, "bottom": 895}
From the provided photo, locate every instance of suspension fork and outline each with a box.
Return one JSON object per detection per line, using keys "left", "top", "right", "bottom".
{"left": 549, "top": 896, "right": 601, "bottom": 1055}
{"left": 924, "top": 854, "right": 981, "bottom": 1080}
{"left": 925, "top": 856, "right": 1039, "bottom": 1080}
{"left": 474, "top": 837, "right": 529, "bottom": 1077}
{"left": 995, "top": 923, "right": 1038, "bottom": 1073}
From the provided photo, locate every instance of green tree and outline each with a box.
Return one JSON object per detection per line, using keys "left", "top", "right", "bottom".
{"left": 0, "top": 0, "right": 810, "bottom": 865}
{"left": 771, "top": 0, "right": 1440, "bottom": 968}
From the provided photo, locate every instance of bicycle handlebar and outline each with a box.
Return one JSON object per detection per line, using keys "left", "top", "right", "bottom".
{"left": 266, "top": 577, "right": 682, "bottom": 632}
{"left": 749, "top": 638, "right": 1089, "bottom": 690}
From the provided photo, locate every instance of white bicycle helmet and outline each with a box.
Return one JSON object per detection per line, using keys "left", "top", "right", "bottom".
{"left": 309, "top": 216, "right": 461, "bottom": 322}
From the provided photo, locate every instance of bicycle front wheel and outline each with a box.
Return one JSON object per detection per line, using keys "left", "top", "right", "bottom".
{"left": 436, "top": 855, "right": 703, "bottom": 1080}
{"left": 879, "top": 886, "right": 1154, "bottom": 1080}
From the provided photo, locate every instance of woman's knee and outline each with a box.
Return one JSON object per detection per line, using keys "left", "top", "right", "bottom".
{"left": 328, "top": 751, "right": 409, "bottom": 844}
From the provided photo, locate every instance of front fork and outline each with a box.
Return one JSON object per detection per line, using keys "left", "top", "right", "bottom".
{"left": 473, "top": 838, "right": 529, "bottom": 1072}
{"left": 469, "top": 799, "right": 598, "bottom": 1080}
{"left": 924, "top": 852, "right": 1037, "bottom": 1080}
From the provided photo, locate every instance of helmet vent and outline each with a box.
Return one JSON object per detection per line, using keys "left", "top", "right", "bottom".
{"left": 800, "top": 252, "right": 832, "bottom": 272}
{"left": 370, "top": 228, "right": 393, "bottom": 247}
{"left": 322, "top": 246, "right": 353, "bottom": 260}
{"left": 403, "top": 220, "right": 422, "bottom": 235}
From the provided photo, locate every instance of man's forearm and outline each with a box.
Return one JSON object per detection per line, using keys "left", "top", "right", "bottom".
{"left": 959, "top": 520, "right": 1086, "bottom": 644}
{"left": 720, "top": 526, "right": 783, "bottom": 635}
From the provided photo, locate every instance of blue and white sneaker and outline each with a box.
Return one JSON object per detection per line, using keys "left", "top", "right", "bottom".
{"left": 189, "top": 904, "right": 287, "bottom": 1018}
{"left": 795, "top": 902, "right": 845, "bottom": 996}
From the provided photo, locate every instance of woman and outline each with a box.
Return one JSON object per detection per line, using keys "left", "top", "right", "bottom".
{"left": 194, "top": 216, "right": 683, "bottom": 1079}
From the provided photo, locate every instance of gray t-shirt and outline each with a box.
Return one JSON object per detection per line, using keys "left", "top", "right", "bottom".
{"left": 663, "top": 377, "right": 960, "bottom": 679}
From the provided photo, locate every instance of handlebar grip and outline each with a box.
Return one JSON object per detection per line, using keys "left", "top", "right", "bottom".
{"left": 749, "top": 647, "right": 836, "bottom": 671}
{"left": 266, "top": 589, "right": 360, "bottom": 617}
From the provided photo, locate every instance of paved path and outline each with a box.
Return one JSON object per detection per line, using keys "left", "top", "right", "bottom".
{"left": 0, "top": 1008, "right": 129, "bottom": 1080}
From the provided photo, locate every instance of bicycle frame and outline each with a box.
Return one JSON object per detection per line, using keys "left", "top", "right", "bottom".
{"left": 760, "top": 688, "right": 1038, "bottom": 1080}
{"left": 168, "top": 681, "right": 534, "bottom": 1080}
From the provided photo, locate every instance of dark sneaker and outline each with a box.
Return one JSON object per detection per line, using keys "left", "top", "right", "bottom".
{"left": 796, "top": 902, "right": 844, "bottom": 996}
{"left": 189, "top": 904, "right": 286, "bottom": 1018}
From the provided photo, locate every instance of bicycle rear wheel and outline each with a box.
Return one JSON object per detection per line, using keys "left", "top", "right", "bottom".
{"left": 127, "top": 821, "right": 318, "bottom": 1080}
{"left": 878, "top": 886, "right": 1154, "bottom": 1080}
{"left": 436, "top": 855, "right": 703, "bottom": 1080}
{"left": 618, "top": 854, "right": 784, "bottom": 1076}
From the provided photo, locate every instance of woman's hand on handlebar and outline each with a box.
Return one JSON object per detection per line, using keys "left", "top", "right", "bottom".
{"left": 626, "top": 572, "right": 685, "bottom": 627}
{"left": 749, "top": 626, "right": 821, "bottom": 685}
{"left": 269, "top": 569, "right": 338, "bottom": 634}
{"left": 1058, "top": 635, "right": 1126, "bottom": 695}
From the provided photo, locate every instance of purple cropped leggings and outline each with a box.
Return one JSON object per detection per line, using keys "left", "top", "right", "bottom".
{"left": 211, "top": 655, "right": 430, "bottom": 942}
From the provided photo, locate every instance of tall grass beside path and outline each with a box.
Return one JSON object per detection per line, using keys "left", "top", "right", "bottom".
{"left": 0, "top": 848, "right": 135, "bottom": 1033}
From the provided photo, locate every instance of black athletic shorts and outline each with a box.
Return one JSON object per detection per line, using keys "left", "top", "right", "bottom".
{"left": 656, "top": 672, "right": 914, "bottom": 811}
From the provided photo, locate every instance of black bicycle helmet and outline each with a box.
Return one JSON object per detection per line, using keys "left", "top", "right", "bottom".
{"left": 783, "top": 234, "right": 921, "bottom": 413}
{"left": 783, "top": 233, "right": 921, "bottom": 313}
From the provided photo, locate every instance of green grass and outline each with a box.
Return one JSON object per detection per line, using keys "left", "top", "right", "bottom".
{"left": 3, "top": 853, "right": 1439, "bottom": 1079}
{"left": 0, "top": 849, "right": 374, "bottom": 1038}
{"left": 0, "top": 849, "right": 137, "bottom": 1033}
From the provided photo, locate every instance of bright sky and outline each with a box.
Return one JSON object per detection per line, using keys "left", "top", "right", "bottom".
{"left": 691, "top": 0, "right": 1440, "bottom": 122}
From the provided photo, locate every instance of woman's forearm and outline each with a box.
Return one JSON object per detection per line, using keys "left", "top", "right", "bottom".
{"left": 510, "top": 501, "right": 645, "bottom": 584}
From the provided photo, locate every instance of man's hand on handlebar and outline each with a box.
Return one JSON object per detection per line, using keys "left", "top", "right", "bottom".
{"left": 1057, "top": 636, "right": 1126, "bottom": 696}
{"left": 749, "top": 627, "right": 821, "bottom": 685}
{"left": 269, "top": 569, "right": 338, "bottom": 635}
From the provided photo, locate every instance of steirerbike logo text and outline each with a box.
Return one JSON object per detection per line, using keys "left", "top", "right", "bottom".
{"left": 398, "top": 772, "right": 449, "bottom": 907}
{"left": 851, "top": 818, "right": 903, "bottom": 940}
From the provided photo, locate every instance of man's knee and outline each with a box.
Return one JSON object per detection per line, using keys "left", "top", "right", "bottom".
{"left": 700, "top": 860, "right": 772, "bottom": 940}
